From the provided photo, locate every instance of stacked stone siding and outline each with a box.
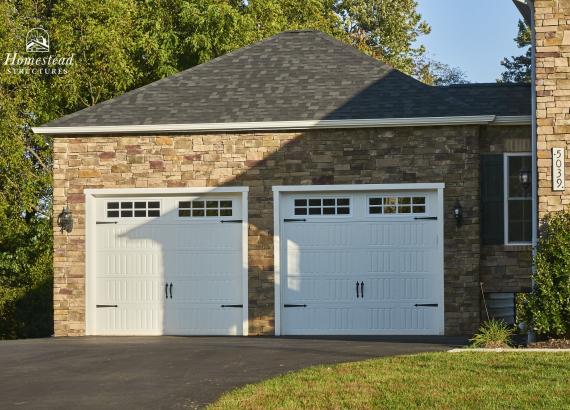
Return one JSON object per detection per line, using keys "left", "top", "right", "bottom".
{"left": 534, "top": 0, "right": 570, "bottom": 217}
{"left": 52, "top": 125, "right": 530, "bottom": 336}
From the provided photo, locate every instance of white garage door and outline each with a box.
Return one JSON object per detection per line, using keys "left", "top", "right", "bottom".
{"left": 278, "top": 187, "right": 444, "bottom": 335}
{"left": 90, "top": 191, "right": 246, "bottom": 335}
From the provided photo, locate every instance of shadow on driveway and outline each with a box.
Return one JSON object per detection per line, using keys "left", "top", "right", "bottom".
{"left": 0, "top": 336, "right": 466, "bottom": 409}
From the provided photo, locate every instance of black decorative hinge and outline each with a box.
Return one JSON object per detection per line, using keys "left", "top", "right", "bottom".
{"left": 221, "top": 304, "right": 243, "bottom": 308}
{"left": 221, "top": 220, "right": 243, "bottom": 223}
{"left": 96, "top": 221, "right": 118, "bottom": 224}
{"left": 414, "top": 303, "right": 439, "bottom": 307}
{"left": 284, "top": 219, "right": 306, "bottom": 222}
{"left": 96, "top": 304, "right": 118, "bottom": 308}
{"left": 414, "top": 217, "right": 437, "bottom": 220}
{"left": 284, "top": 304, "right": 307, "bottom": 308}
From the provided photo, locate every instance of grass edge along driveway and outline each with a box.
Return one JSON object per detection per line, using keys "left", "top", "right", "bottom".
{"left": 209, "top": 352, "right": 570, "bottom": 409}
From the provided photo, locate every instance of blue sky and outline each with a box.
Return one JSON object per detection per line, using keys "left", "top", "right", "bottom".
{"left": 415, "top": 0, "right": 524, "bottom": 82}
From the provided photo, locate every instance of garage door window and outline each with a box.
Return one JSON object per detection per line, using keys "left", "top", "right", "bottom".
{"left": 178, "top": 200, "right": 233, "bottom": 217}
{"left": 106, "top": 201, "right": 160, "bottom": 218}
{"left": 368, "top": 196, "right": 426, "bottom": 215}
{"left": 293, "top": 198, "right": 350, "bottom": 216}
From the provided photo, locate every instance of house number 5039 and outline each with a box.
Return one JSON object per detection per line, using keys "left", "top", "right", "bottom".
{"left": 552, "top": 148, "right": 565, "bottom": 191}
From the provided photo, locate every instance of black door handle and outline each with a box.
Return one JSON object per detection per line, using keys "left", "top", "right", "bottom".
{"left": 356, "top": 281, "right": 360, "bottom": 298}
{"left": 169, "top": 283, "right": 173, "bottom": 299}
{"left": 165, "top": 283, "right": 168, "bottom": 299}
{"left": 360, "top": 282, "right": 364, "bottom": 299}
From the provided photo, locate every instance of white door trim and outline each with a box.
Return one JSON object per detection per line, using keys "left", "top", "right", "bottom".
{"left": 84, "top": 186, "right": 249, "bottom": 336}
{"left": 272, "top": 183, "right": 445, "bottom": 336}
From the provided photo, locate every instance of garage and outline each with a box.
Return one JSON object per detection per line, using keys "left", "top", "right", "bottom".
{"left": 85, "top": 188, "right": 248, "bottom": 336}
{"left": 274, "top": 184, "right": 444, "bottom": 336}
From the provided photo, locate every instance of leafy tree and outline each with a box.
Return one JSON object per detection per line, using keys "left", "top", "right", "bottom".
{"left": 415, "top": 56, "right": 469, "bottom": 86}
{"left": 498, "top": 20, "right": 531, "bottom": 84}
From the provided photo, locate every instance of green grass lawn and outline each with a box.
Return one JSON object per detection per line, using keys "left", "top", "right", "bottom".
{"left": 209, "top": 352, "right": 570, "bottom": 410}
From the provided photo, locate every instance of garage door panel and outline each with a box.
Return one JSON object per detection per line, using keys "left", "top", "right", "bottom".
{"left": 170, "top": 251, "right": 241, "bottom": 276}
{"left": 285, "top": 277, "right": 356, "bottom": 302}
{"left": 96, "top": 278, "right": 164, "bottom": 303}
{"left": 93, "top": 193, "right": 245, "bottom": 336}
{"left": 280, "top": 188, "right": 443, "bottom": 336}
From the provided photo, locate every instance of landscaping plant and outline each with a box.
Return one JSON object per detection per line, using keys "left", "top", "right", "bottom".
{"left": 521, "top": 210, "right": 570, "bottom": 339}
{"left": 470, "top": 319, "right": 514, "bottom": 348}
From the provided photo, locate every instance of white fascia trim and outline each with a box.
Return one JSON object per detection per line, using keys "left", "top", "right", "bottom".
{"left": 32, "top": 116, "right": 497, "bottom": 135}
{"left": 272, "top": 183, "right": 445, "bottom": 193}
{"left": 493, "top": 115, "right": 532, "bottom": 125}
{"left": 84, "top": 187, "right": 249, "bottom": 196}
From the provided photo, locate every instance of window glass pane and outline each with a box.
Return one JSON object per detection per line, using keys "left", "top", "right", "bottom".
{"left": 294, "top": 199, "right": 307, "bottom": 207}
{"left": 508, "top": 200, "right": 532, "bottom": 242}
{"left": 323, "top": 207, "right": 335, "bottom": 215}
{"left": 107, "top": 210, "right": 119, "bottom": 218}
{"left": 148, "top": 202, "right": 160, "bottom": 208}
{"left": 323, "top": 199, "right": 335, "bottom": 206}
{"left": 220, "top": 209, "right": 232, "bottom": 217}
{"left": 294, "top": 208, "right": 307, "bottom": 215}
{"left": 369, "top": 198, "right": 381, "bottom": 206}
{"left": 370, "top": 207, "right": 382, "bottom": 214}
{"left": 121, "top": 210, "right": 132, "bottom": 217}
{"left": 383, "top": 197, "right": 397, "bottom": 205}
{"left": 337, "top": 198, "right": 350, "bottom": 206}
{"left": 412, "top": 197, "right": 425, "bottom": 204}
{"left": 206, "top": 209, "right": 219, "bottom": 216}
{"left": 337, "top": 207, "right": 350, "bottom": 215}
{"left": 148, "top": 210, "right": 160, "bottom": 217}
{"left": 508, "top": 156, "right": 532, "bottom": 198}
{"left": 220, "top": 200, "right": 232, "bottom": 208}
{"left": 134, "top": 210, "right": 146, "bottom": 217}
{"left": 179, "top": 201, "right": 191, "bottom": 209}
{"left": 309, "top": 199, "right": 321, "bottom": 206}
{"left": 107, "top": 202, "right": 119, "bottom": 209}
{"left": 193, "top": 209, "right": 205, "bottom": 217}
{"left": 206, "top": 201, "right": 218, "bottom": 209}
{"left": 413, "top": 205, "right": 425, "bottom": 214}
{"left": 135, "top": 202, "right": 146, "bottom": 209}
{"left": 384, "top": 206, "right": 396, "bottom": 214}
{"left": 399, "top": 206, "right": 411, "bottom": 214}
{"left": 192, "top": 201, "right": 204, "bottom": 208}
{"left": 309, "top": 208, "right": 321, "bottom": 215}
{"left": 121, "top": 202, "right": 133, "bottom": 209}
{"left": 179, "top": 209, "right": 190, "bottom": 217}
{"left": 398, "top": 197, "right": 411, "bottom": 205}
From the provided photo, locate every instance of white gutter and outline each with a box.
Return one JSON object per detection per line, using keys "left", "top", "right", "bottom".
{"left": 31, "top": 115, "right": 532, "bottom": 135}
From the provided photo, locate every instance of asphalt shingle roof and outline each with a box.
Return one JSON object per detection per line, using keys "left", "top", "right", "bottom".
{"left": 43, "top": 30, "right": 530, "bottom": 128}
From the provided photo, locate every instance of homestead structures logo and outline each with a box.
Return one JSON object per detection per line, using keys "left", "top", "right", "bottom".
{"left": 26, "top": 27, "right": 49, "bottom": 52}
{"left": 3, "top": 27, "right": 74, "bottom": 75}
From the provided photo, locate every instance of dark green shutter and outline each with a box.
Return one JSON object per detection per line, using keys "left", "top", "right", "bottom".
{"left": 480, "top": 154, "right": 504, "bottom": 245}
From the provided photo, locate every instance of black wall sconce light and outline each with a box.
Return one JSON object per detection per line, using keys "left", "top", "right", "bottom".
{"left": 452, "top": 200, "right": 463, "bottom": 227}
{"left": 57, "top": 205, "right": 73, "bottom": 233}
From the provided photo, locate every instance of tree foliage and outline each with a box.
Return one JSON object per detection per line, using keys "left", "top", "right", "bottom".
{"left": 0, "top": 0, "right": 450, "bottom": 338}
{"left": 498, "top": 20, "right": 531, "bottom": 84}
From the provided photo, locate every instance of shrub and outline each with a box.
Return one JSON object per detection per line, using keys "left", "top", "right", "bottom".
{"left": 470, "top": 319, "right": 514, "bottom": 348}
{"left": 520, "top": 211, "right": 570, "bottom": 338}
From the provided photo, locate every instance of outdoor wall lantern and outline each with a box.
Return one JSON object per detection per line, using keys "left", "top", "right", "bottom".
{"left": 452, "top": 200, "right": 463, "bottom": 227}
{"left": 57, "top": 205, "right": 73, "bottom": 233}
{"left": 519, "top": 168, "right": 531, "bottom": 192}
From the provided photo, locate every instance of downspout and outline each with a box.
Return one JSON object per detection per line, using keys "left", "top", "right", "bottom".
{"left": 528, "top": 0, "right": 538, "bottom": 344}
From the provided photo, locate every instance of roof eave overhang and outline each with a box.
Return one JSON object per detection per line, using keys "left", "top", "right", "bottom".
{"left": 31, "top": 115, "right": 531, "bottom": 135}
{"left": 512, "top": 0, "right": 532, "bottom": 25}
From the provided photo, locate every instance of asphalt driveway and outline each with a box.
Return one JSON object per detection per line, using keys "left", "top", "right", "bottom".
{"left": 0, "top": 336, "right": 465, "bottom": 409}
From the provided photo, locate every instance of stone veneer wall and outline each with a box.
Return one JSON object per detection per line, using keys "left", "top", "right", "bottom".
{"left": 534, "top": 0, "right": 570, "bottom": 217}
{"left": 479, "top": 126, "right": 532, "bottom": 293}
{"left": 53, "top": 126, "right": 486, "bottom": 336}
